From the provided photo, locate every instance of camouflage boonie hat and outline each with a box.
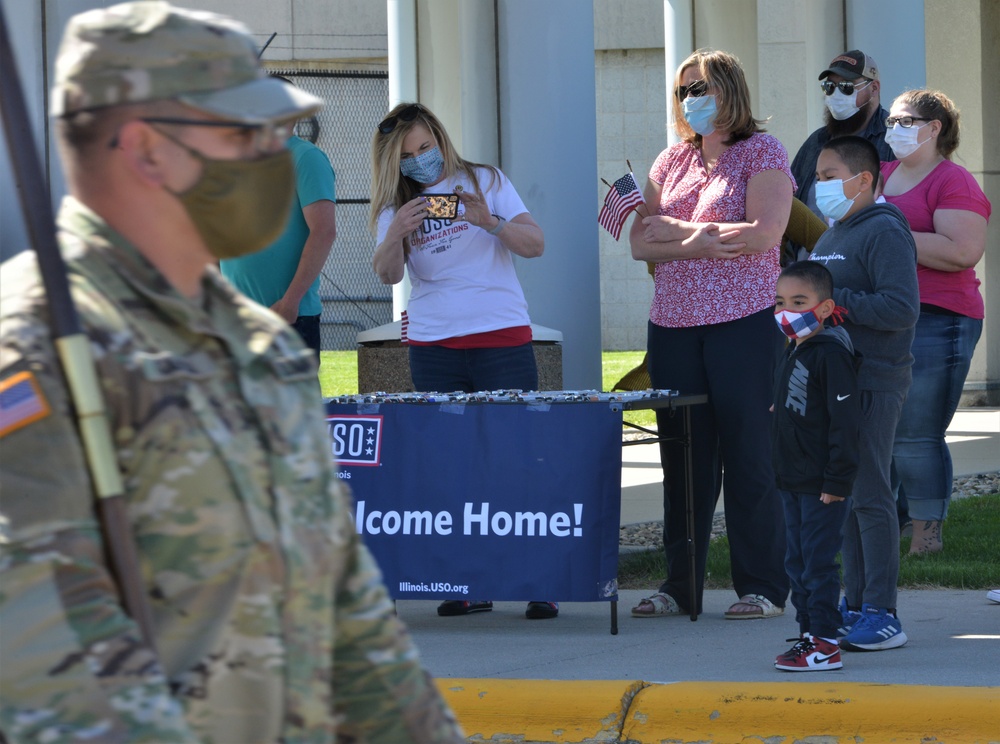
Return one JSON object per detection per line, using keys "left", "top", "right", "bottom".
{"left": 51, "top": 1, "right": 321, "bottom": 123}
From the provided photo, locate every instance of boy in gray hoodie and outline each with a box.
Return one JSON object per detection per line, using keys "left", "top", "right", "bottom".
{"left": 809, "top": 136, "right": 919, "bottom": 652}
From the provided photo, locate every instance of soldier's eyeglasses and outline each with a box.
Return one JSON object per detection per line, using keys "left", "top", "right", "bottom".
{"left": 135, "top": 117, "right": 294, "bottom": 154}
{"left": 820, "top": 79, "right": 872, "bottom": 96}
{"left": 674, "top": 80, "right": 709, "bottom": 101}
{"left": 885, "top": 116, "right": 930, "bottom": 128}
{"left": 377, "top": 104, "right": 423, "bottom": 134}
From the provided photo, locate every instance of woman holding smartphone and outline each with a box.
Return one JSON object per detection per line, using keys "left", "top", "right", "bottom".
{"left": 371, "top": 102, "right": 544, "bottom": 396}
{"left": 370, "top": 102, "right": 552, "bottom": 619}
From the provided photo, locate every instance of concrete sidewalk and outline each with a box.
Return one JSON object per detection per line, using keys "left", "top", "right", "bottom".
{"left": 405, "top": 408, "right": 1000, "bottom": 742}
{"left": 619, "top": 407, "right": 999, "bottom": 526}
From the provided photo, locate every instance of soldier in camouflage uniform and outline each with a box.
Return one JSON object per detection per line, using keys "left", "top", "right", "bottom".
{"left": 0, "top": 3, "right": 464, "bottom": 742}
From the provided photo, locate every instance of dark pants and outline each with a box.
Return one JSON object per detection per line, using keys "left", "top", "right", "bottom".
{"left": 781, "top": 488, "right": 849, "bottom": 640}
{"left": 647, "top": 309, "right": 788, "bottom": 614}
{"left": 408, "top": 343, "right": 538, "bottom": 393}
{"left": 292, "top": 314, "right": 322, "bottom": 361}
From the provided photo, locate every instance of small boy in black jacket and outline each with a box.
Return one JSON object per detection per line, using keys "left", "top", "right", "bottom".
{"left": 771, "top": 261, "right": 861, "bottom": 672}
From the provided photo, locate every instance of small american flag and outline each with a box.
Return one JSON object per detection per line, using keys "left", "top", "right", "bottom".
{"left": 598, "top": 172, "right": 644, "bottom": 240}
{"left": 400, "top": 309, "right": 409, "bottom": 345}
{"left": 0, "top": 371, "right": 51, "bottom": 438}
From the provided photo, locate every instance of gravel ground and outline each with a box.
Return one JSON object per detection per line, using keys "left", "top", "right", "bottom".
{"left": 619, "top": 470, "right": 1000, "bottom": 549}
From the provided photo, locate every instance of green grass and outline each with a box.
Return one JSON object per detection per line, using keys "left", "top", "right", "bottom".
{"left": 617, "top": 493, "right": 1000, "bottom": 590}
{"left": 318, "top": 350, "right": 359, "bottom": 397}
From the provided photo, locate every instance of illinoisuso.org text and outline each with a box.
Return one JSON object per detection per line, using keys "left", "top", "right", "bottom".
{"left": 399, "top": 581, "right": 469, "bottom": 595}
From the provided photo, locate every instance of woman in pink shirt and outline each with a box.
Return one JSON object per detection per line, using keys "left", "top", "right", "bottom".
{"left": 629, "top": 49, "right": 793, "bottom": 620}
{"left": 881, "top": 89, "right": 992, "bottom": 554}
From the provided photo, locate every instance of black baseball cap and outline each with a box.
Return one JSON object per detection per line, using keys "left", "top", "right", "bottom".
{"left": 818, "top": 50, "right": 880, "bottom": 81}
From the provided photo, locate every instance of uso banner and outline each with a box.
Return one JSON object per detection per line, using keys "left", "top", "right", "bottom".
{"left": 325, "top": 399, "right": 623, "bottom": 602}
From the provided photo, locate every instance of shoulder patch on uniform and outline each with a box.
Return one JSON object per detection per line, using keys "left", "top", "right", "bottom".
{"left": 0, "top": 371, "right": 52, "bottom": 437}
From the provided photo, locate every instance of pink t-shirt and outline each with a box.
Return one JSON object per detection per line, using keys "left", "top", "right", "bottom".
{"left": 881, "top": 159, "right": 992, "bottom": 319}
{"left": 648, "top": 133, "right": 793, "bottom": 328}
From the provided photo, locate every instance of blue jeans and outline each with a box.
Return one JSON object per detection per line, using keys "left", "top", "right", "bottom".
{"left": 408, "top": 343, "right": 538, "bottom": 393}
{"left": 292, "top": 314, "right": 322, "bottom": 361}
{"left": 892, "top": 313, "right": 982, "bottom": 521}
{"left": 781, "top": 488, "right": 849, "bottom": 640}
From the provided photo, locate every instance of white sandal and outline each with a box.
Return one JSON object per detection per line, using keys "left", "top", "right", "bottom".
{"left": 631, "top": 592, "right": 682, "bottom": 617}
{"left": 725, "top": 593, "right": 784, "bottom": 620}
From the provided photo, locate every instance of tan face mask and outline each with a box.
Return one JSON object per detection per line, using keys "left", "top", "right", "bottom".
{"left": 166, "top": 139, "right": 295, "bottom": 260}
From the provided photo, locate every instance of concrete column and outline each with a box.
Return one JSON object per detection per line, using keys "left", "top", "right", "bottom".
{"left": 664, "top": 0, "right": 692, "bottom": 146}
{"left": 496, "top": 0, "right": 601, "bottom": 389}
{"left": 387, "top": 0, "right": 418, "bottom": 317}
{"left": 457, "top": 2, "right": 498, "bottom": 167}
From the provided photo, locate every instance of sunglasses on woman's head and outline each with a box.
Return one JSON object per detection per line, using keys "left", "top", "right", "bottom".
{"left": 820, "top": 79, "right": 872, "bottom": 96}
{"left": 674, "top": 79, "right": 708, "bottom": 101}
{"left": 377, "top": 104, "right": 422, "bottom": 134}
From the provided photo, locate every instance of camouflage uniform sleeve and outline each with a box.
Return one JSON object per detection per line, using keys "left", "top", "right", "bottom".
{"left": 329, "top": 496, "right": 464, "bottom": 744}
{"left": 0, "top": 312, "right": 195, "bottom": 743}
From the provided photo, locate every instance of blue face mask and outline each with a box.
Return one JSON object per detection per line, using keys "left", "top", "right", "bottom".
{"left": 400, "top": 146, "right": 444, "bottom": 184}
{"left": 682, "top": 94, "right": 717, "bottom": 136}
{"left": 815, "top": 172, "right": 861, "bottom": 221}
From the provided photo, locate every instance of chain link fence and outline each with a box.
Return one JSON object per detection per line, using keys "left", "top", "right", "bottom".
{"left": 271, "top": 69, "right": 392, "bottom": 350}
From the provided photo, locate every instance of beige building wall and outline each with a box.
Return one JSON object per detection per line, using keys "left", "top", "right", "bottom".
{"left": 925, "top": 0, "right": 999, "bottom": 403}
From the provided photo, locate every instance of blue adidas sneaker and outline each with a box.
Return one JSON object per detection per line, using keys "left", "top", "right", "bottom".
{"left": 840, "top": 603, "right": 908, "bottom": 651}
{"left": 836, "top": 597, "right": 862, "bottom": 638}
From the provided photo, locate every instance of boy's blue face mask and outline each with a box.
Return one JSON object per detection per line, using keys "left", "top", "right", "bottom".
{"left": 400, "top": 146, "right": 444, "bottom": 184}
{"left": 815, "top": 172, "right": 861, "bottom": 221}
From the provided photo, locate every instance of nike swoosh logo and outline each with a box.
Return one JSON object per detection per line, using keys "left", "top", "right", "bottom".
{"left": 836, "top": 394, "right": 851, "bottom": 401}
{"left": 813, "top": 653, "right": 839, "bottom": 663}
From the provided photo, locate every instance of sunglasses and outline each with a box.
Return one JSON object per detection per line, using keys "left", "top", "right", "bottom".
{"left": 820, "top": 79, "right": 873, "bottom": 96}
{"left": 674, "top": 79, "right": 709, "bottom": 102}
{"left": 377, "top": 104, "right": 423, "bottom": 134}
{"left": 885, "top": 116, "right": 930, "bottom": 129}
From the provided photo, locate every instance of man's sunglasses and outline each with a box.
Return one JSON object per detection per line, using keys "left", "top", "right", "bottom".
{"left": 377, "top": 104, "right": 423, "bottom": 134}
{"left": 820, "top": 79, "right": 873, "bottom": 96}
{"left": 674, "top": 79, "right": 708, "bottom": 102}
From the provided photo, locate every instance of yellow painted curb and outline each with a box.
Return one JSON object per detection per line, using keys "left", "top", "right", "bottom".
{"left": 437, "top": 679, "right": 643, "bottom": 742}
{"left": 436, "top": 679, "right": 1000, "bottom": 744}
{"left": 627, "top": 682, "right": 1000, "bottom": 743}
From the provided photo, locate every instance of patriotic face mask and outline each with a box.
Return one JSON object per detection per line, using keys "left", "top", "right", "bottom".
{"left": 774, "top": 305, "right": 824, "bottom": 339}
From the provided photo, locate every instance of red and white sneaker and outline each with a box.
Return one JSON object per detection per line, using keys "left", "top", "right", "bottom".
{"left": 774, "top": 634, "right": 843, "bottom": 672}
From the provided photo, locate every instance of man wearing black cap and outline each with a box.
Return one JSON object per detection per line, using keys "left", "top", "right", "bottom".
{"left": 790, "top": 50, "right": 895, "bottom": 226}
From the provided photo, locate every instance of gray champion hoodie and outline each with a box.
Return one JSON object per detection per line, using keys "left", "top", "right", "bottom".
{"left": 809, "top": 202, "right": 919, "bottom": 393}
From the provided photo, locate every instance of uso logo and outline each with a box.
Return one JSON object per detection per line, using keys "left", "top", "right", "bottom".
{"left": 327, "top": 415, "right": 383, "bottom": 466}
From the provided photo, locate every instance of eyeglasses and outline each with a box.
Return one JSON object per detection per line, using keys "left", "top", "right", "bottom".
{"left": 377, "top": 104, "right": 423, "bottom": 134}
{"left": 820, "top": 79, "right": 873, "bottom": 96}
{"left": 139, "top": 117, "right": 294, "bottom": 153}
{"left": 885, "top": 116, "right": 930, "bottom": 128}
{"left": 674, "top": 79, "right": 709, "bottom": 102}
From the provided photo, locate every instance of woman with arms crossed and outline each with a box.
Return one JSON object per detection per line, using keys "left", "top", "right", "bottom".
{"left": 629, "top": 49, "right": 792, "bottom": 620}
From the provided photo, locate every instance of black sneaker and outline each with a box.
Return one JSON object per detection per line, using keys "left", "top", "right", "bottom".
{"left": 437, "top": 600, "right": 493, "bottom": 616}
{"left": 525, "top": 601, "right": 559, "bottom": 619}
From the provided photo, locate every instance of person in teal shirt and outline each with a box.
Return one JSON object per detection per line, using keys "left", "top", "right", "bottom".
{"left": 222, "top": 122, "right": 337, "bottom": 360}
